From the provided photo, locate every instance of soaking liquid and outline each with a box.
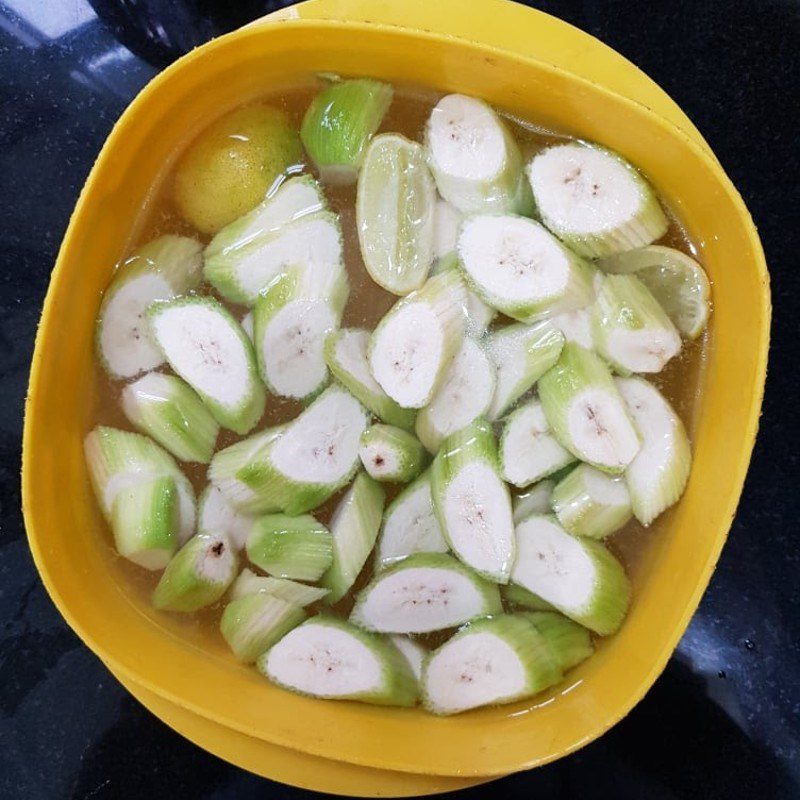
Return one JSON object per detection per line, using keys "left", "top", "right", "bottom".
{"left": 90, "top": 79, "right": 709, "bottom": 647}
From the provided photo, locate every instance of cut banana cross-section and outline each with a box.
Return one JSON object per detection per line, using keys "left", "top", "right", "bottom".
{"left": 152, "top": 531, "right": 238, "bottom": 612}
{"left": 422, "top": 615, "right": 562, "bottom": 715}
{"left": 430, "top": 420, "right": 515, "bottom": 583}
{"left": 425, "top": 94, "right": 532, "bottom": 215}
{"left": 220, "top": 592, "right": 306, "bottom": 663}
{"left": 324, "top": 328, "right": 417, "bottom": 430}
{"left": 259, "top": 616, "right": 418, "bottom": 706}
{"left": 229, "top": 568, "right": 330, "bottom": 606}
{"left": 500, "top": 399, "right": 576, "bottom": 488}
{"left": 205, "top": 212, "right": 344, "bottom": 306}
{"left": 510, "top": 514, "right": 631, "bottom": 635}
{"left": 592, "top": 274, "right": 681, "bottom": 374}
{"left": 121, "top": 372, "right": 219, "bottom": 464}
{"left": 526, "top": 142, "right": 668, "bottom": 258}
{"left": 241, "top": 385, "right": 369, "bottom": 516}
{"left": 538, "top": 343, "right": 640, "bottom": 474}
{"left": 96, "top": 235, "right": 202, "bottom": 379}
{"left": 549, "top": 307, "right": 594, "bottom": 350}
{"left": 416, "top": 337, "right": 496, "bottom": 453}
{"left": 375, "top": 470, "right": 448, "bottom": 569}
{"left": 486, "top": 321, "right": 565, "bottom": 420}
{"left": 148, "top": 296, "right": 265, "bottom": 435}
{"left": 197, "top": 483, "right": 255, "bottom": 550}
{"left": 457, "top": 215, "right": 595, "bottom": 324}
{"left": 84, "top": 426, "right": 196, "bottom": 544}
{"left": 359, "top": 424, "right": 428, "bottom": 483}
{"left": 321, "top": 472, "right": 385, "bottom": 604}
{"left": 246, "top": 513, "right": 333, "bottom": 582}
{"left": 254, "top": 262, "right": 349, "bottom": 400}
{"left": 350, "top": 553, "right": 502, "bottom": 633}
{"left": 369, "top": 269, "right": 467, "bottom": 409}
{"left": 617, "top": 376, "right": 692, "bottom": 526}
{"left": 551, "top": 463, "right": 632, "bottom": 539}
{"left": 357, "top": 133, "right": 436, "bottom": 295}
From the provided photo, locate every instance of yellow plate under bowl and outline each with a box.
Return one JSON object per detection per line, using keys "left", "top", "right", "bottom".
{"left": 23, "top": 0, "right": 769, "bottom": 781}
{"left": 112, "top": 665, "right": 488, "bottom": 796}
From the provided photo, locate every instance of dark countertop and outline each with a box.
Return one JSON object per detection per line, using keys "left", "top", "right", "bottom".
{"left": 1, "top": 1, "right": 797, "bottom": 798}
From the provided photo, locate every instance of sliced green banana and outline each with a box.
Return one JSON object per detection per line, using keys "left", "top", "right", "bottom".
{"left": 357, "top": 133, "right": 436, "bottom": 295}
{"left": 110, "top": 475, "right": 178, "bottom": 570}
{"left": 425, "top": 94, "right": 532, "bottom": 215}
{"left": 220, "top": 592, "right": 306, "bottom": 663}
{"left": 84, "top": 426, "right": 196, "bottom": 544}
{"left": 598, "top": 244, "right": 711, "bottom": 338}
{"left": 197, "top": 483, "right": 255, "bottom": 550}
{"left": 96, "top": 235, "right": 202, "bottom": 379}
{"left": 205, "top": 174, "right": 326, "bottom": 263}
{"left": 229, "top": 568, "right": 329, "bottom": 606}
{"left": 301, "top": 78, "right": 393, "bottom": 183}
{"left": 246, "top": 513, "right": 333, "bottom": 582}
{"left": 121, "top": 372, "right": 219, "bottom": 464}
{"left": 538, "top": 343, "right": 640, "bottom": 474}
{"left": 389, "top": 635, "right": 426, "bottom": 680}
{"left": 422, "top": 615, "right": 562, "bottom": 715}
{"left": 517, "top": 611, "right": 594, "bottom": 672}
{"left": 526, "top": 142, "right": 668, "bottom": 258}
{"left": 321, "top": 473, "right": 385, "bottom": 604}
{"left": 173, "top": 104, "right": 302, "bottom": 235}
{"left": 415, "top": 337, "right": 496, "bottom": 453}
{"left": 359, "top": 424, "right": 428, "bottom": 483}
{"left": 204, "top": 211, "right": 344, "bottom": 306}
{"left": 374, "top": 470, "right": 448, "bottom": 570}
{"left": 457, "top": 215, "right": 596, "bottom": 323}
{"left": 350, "top": 553, "right": 502, "bottom": 633}
{"left": 617, "top": 376, "right": 692, "bottom": 526}
{"left": 592, "top": 274, "right": 681, "bottom": 374}
{"left": 501, "top": 583, "right": 555, "bottom": 611}
{"left": 259, "top": 616, "right": 418, "bottom": 706}
{"left": 152, "top": 532, "right": 238, "bottom": 612}
{"left": 551, "top": 463, "right": 632, "bottom": 539}
{"left": 368, "top": 269, "right": 467, "bottom": 409}
{"left": 510, "top": 514, "right": 631, "bottom": 635}
{"left": 430, "top": 252, "right": 496, "bottom": 336}
{"left": 500, "top": 399, "right": 576, "bottom": 488}
{"left": 207, "top": 425, "right": 286, "bottom": 514}
{"left": 486, "top": 321, "right": 565, "bottom": 420}
{"left": 213, "top": 386, "right": 368, "bottom": 516}
{"left": 324, "top": 328, "right": 417, "bottom": 430}
{"left": 430, "top": 420, "right": 515, "bottom": 583}
{"left": 512, "top": 480, "right": 556, "bottom": 525}
{"left": 253, "top": 262, "right": 349, "bottom": 400}
{"left": 147, "top": 296, "right": 265, "bottom": 435}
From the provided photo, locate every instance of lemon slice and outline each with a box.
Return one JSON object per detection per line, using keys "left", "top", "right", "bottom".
{"left": 598, "top": 245, "right": 710, "bottom": 338}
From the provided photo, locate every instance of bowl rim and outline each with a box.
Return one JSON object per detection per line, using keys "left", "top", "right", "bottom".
{"left": 22, "top": 14, "right": 771, "bottom": 778}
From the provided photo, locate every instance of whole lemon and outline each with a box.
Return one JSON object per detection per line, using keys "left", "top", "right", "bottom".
{"left": 173, "top": 104, "right": 303, "bottom": 235}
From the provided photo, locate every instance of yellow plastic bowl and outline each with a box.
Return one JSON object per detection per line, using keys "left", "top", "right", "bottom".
{"left": 23, "top": 3, "right": 769, "bottom": 779}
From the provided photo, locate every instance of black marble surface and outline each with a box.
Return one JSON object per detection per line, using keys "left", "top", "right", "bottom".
{"left": 1, "top": 1, "right": 798, "bottom": 798}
